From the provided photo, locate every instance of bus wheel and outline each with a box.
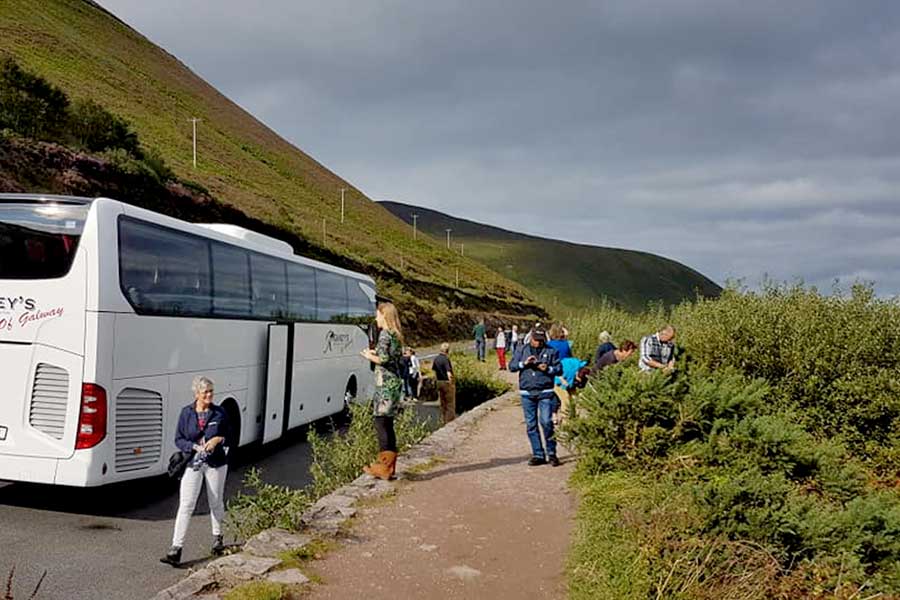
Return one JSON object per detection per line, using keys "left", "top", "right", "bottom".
{"left": 338, "top": 377, "right": 357, "bottom": 424}
{"left": 222, "top": 398, "right": 241, "bottom": 464}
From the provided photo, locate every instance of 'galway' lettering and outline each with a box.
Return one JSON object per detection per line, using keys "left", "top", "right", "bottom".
{"left": 18, "top": 307, "right": 64, "bottom": 327}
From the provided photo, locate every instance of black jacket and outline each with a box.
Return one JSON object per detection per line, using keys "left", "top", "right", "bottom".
{"left": 174, "top": 404, "right": 229, "bottom": 468}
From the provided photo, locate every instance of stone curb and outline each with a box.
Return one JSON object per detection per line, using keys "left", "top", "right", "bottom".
{"left": 151, "top": 390, "right": 519, "bottom": 600}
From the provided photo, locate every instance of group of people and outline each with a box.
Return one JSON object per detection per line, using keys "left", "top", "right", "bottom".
{"left": 507, "top": 321, "right": 677, "bottom": 467}
{"left": 473, "top": 318, "right": 521, "bottom": 370}
{"left": 159, "top": 299, "right": 678, "bottom": 566}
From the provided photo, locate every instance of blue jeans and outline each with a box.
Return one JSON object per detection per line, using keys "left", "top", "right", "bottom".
{"left": 475, "top": 338, "right": 486, "bottom": 361}
{"left": 521, "top": 393, "right": 557, "bottom": 459}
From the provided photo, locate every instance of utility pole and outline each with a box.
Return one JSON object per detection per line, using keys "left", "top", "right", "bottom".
{"left": 455, "top": 267, "right": 460, "bottom": 288}
{"left": 445, "top": 228, "right": 452, "bottom": 249}
{"left": 460, "top": 243, "right": 465, "bottom": 256}
{"left": 411, "top": 214, "right": 418, "bottom": 240}
{"left": 322, "top": 217, "right": 326, "bottom": 246}
{"left": 340, "top": 188, "right": 346, "bottom": 224}
{"left": 188, "top": 117, "right": 201, "bottom": 168}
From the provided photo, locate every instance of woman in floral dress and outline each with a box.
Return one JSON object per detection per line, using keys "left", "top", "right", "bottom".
{"left": 360, "top": 302, "right": 404, "bottom": 479}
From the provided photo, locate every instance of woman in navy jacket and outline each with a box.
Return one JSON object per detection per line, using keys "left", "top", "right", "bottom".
{"left": 160, "top": 376, "right": 229, "bottom": 566}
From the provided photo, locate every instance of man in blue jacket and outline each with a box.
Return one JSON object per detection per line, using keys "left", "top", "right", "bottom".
{"left": 509, "top": 327, "right": 563, "bottom": 466}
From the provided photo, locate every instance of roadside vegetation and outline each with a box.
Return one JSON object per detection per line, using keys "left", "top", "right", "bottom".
{"left": 225, "top": 403, "right": 432, "bottom": 540}
{"left": 564, "top": 283, "right": 900, "bottom": 599}
{"left": 450, "top": 351, "right": 513, "bottom": 412}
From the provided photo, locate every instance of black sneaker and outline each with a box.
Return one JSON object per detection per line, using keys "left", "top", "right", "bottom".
{"left": 548, "top": 455, "right": 561, "bottom": 467}
{"left": 160, "top": 546, "right": 182, "bottom": 567}
{"left": 528, "top": 456, "right": 547, "bottom": 466}
{"left": 211, "top": 534, "right": 225, "bottom": 556}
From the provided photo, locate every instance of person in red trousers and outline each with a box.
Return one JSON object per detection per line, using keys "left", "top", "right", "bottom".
{"left": 496, "top": 327, "right": 507, "bottom": 370}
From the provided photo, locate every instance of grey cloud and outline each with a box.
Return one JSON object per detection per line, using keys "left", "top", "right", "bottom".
{"left": 101, "top": 0, "right": 900, "bottom": 295}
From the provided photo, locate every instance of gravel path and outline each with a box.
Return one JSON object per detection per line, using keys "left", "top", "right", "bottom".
{"left": 305, "top": 381, "right": 575, "bottom": 599}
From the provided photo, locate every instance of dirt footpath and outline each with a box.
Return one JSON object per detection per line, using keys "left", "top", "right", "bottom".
{"left": 305, "top": 390, "right": 576, "bottom": 600}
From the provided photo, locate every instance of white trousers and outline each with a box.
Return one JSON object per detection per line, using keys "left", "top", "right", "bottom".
{"left": 171, "top": 463, "right": 228, "bottom": 548}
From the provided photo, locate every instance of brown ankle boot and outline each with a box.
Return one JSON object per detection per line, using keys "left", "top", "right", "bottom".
{"left": 363, "top": 451, "right": 393, "bottom": 480}
{"left": 383, "top": 451, "right": 398, "bottom": 480}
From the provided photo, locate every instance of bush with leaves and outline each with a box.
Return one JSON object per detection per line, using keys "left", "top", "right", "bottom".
{"left": 566, "top": 352, "right": 900, "bottom": 598}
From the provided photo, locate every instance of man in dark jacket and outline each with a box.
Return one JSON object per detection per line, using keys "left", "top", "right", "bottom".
{"left": 509, "top": 328, "right": 563, "bottom": 466}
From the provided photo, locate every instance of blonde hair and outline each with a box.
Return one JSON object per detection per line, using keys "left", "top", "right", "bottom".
{"left": 440, "top": 342, "right": 450, "bottom": 352}
{"left": 598, "top": 330, "right": 612, "bottom": 344}
{"left": 377, "top": 302, "right": 404, "bottom": 343}
{"left": 549, "top": 323, "right": 564, "bottom": 340}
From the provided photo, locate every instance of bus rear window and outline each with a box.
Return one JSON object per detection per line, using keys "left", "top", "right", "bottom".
{"left": 0, "top": 203, "right": 87, "bottom": 279}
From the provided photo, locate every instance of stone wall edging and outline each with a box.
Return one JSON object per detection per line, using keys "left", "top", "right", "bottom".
{"left": 151, "top": 389, "right": 519, "bottom": 600}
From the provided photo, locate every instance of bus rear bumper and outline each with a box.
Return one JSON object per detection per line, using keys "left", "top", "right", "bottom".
{"left": 0, "top": 453, "right": 59, "bottom": 484}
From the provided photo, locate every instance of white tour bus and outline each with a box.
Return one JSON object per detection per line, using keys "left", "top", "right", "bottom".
{"left": 0, "top": 194, "right": 375, "bottom": 487}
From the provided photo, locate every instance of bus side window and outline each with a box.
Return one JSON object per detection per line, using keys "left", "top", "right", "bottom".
{"left": 249, "top": 252, "right": 287, "bottom": 319}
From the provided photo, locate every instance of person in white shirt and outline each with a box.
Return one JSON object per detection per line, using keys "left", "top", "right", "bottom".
{"left": 495, "top": 328, "right": 507, "bottom": 370}
{"left": 408, "top": 348, "right": 421, "bottom": 400}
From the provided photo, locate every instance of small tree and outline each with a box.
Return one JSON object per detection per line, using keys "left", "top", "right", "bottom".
{"left": 68, "top": 98, "right": 141, "bottom": 156}
{"left": 0, "top": 58, "right": 69, "bottom": 140}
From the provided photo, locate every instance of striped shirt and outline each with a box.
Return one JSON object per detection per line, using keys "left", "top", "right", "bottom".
{"left": 639, "top": 333, "right": 674, "bottom": 371}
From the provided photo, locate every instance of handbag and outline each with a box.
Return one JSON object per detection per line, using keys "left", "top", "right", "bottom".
{"left": 167, "top": 450, "right": 192, "bottom": 479}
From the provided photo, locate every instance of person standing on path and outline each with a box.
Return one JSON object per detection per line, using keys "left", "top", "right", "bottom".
{"left": 510, "top": 324, "right": 519, "bottom": 356}
{"left": 495, "top": 327, "right": 507, "bottom": 370}
{"left": 407, "top": 348, "right": 421, "bottom": 401}
{"left": 432, "top": 342, "right": 456, "bottom": 424}
{"left": 639, "top": 325, "right": 677, "bottom": 372}
{"left": 473, "top": 318, "right": 486, "bottom": 362}
{"left": 361, "top": 302, "right": 405, "bottom": 480}
{"left": 160, "top": 376, "right": 230, "bottom": 567}
{"left": 509, "top": 328, "right": 562, "bottom": 466}
{"left": 400, "top": 347, "right": 413, "bottom": 400}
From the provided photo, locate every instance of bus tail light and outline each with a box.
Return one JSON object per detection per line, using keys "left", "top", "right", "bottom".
{"left": 75, "top": 383, "right": 107, "bottom": 449}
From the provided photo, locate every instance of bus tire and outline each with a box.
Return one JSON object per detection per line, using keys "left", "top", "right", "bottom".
{"left": 338, "top": 376, "right": 357, "bottom": 424}
{"left": 222, "top": 398, "right": 241, "bottom": 464}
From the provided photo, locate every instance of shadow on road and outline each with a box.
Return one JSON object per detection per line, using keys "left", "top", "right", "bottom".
{"left": 0, "top": 423, "right": 323, "bottom": 521}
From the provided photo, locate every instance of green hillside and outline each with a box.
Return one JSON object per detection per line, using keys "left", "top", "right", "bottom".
{"left": 0, "top": 0, "right": 544, "bottom": 340}
{"left": 380, "top": 201, "right": 721, "bottom": 311}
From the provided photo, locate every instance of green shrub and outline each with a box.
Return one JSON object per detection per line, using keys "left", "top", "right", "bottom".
{"left": 0, "top": 58, "right": 69, "bottom": 140}
{"left": 223, "top": 581, "right": 285, "bottom": 600}
{"left": 67, "top": 98, "right": 141, "bottom": 155}
{"left": 225, "top": 467, "right": 311, "bottom": 540}
{"left": 306, "top": 401, "right": 433, "bottom": 499}
{"left": 449, "top": 352, "right": 512, "bottom": 413}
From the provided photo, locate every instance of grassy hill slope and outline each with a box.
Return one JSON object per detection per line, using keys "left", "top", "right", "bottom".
{"left": 0, "top": 0, "right": 544, "bottom": 339}
{"left": 380, "top": 201, "right": 721, "bottom": 311}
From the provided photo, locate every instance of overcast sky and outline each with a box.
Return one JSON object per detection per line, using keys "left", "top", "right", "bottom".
{"left": 101, "top": 1, "right": 900, "bottom": 295}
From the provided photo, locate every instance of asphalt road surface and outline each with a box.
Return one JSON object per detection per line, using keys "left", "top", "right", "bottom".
{"left": 0, "top": 404, "right": 440, "bottom": 600}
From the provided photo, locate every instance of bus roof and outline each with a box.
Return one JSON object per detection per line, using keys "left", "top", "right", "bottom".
{"left": 0, "top": 193, "right": 374, "bottom": 284}
{"left": 0, "top": 193, "right": 94, "bottom": 205}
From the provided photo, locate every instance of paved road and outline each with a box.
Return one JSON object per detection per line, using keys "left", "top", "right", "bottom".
{"left": 0, "top": 405, "right": 440, "bottom": 600}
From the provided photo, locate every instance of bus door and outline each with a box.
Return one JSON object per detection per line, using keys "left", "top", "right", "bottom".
{"left": 263, "top": 323, "right": 290, "bottom": 444}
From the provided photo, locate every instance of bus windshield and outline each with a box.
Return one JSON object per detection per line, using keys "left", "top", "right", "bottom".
{"left": 0, "top": 202, "right": 88, "bottom": 279}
